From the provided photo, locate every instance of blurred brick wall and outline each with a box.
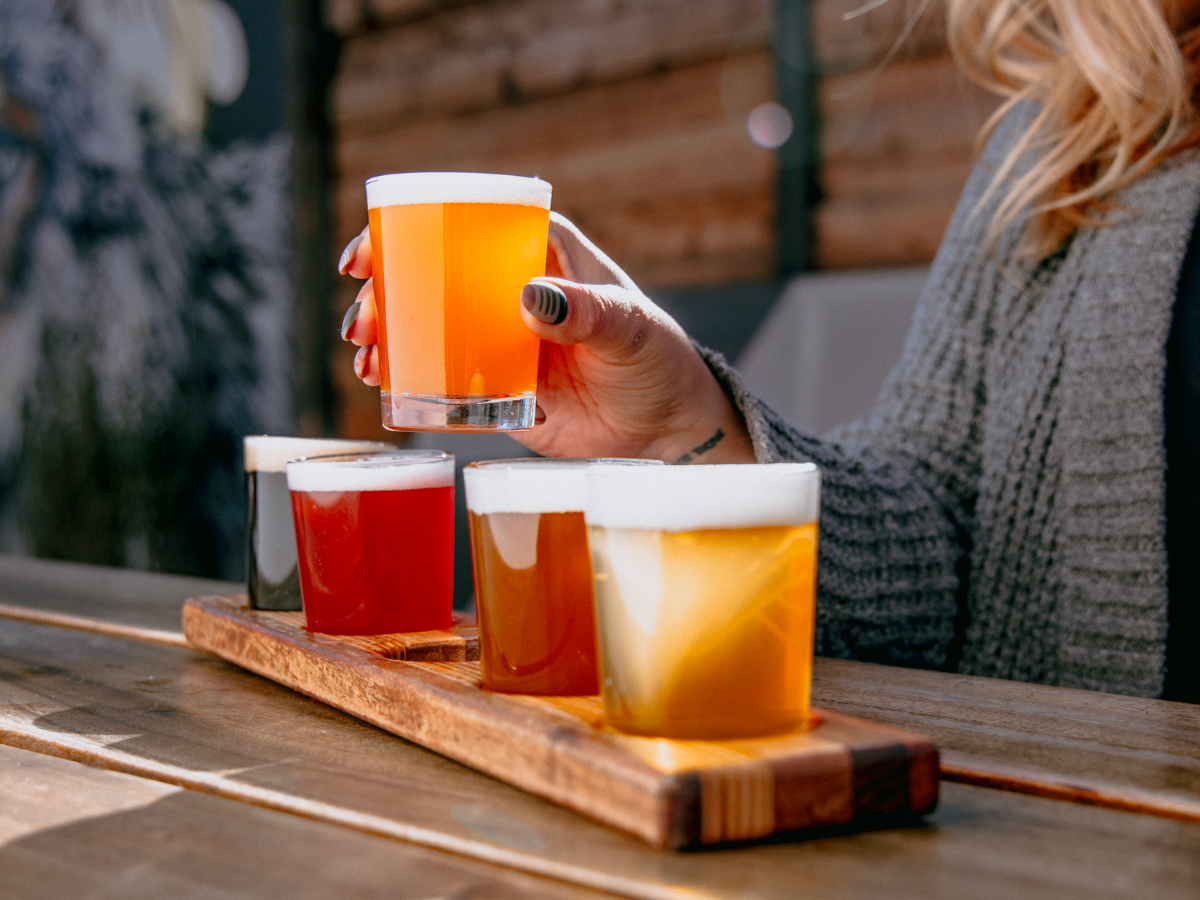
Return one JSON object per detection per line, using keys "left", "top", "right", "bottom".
{"left": 323, "top": 0, "right": 998, "bottom": 439}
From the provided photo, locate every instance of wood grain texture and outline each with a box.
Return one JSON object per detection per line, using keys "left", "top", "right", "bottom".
{"left": 819, "top": 55, "right": 993, "bottom": 166}
{"left": 0, "top": 617, "right": 692, "bottom": 900}
{"left": 200, "top": 596, "right": 480, "bottom": 661}
{"left": 0, "top": 602, "right": 190, "bottom": 649}
{"left": 815, "top": 53, "right": 999, "bottom": 268}
{"left": 5, "top": 611, "right": 1200, "bottom": 898}
{"left": 324, "top": 0, "right": 778, "bottom": 307}
{"left": 183, "top": 594, "right": 938, "bottom": 848}
{"left": 0, "top": 742, "right": 179, "bottom": 843}
{"left": 332, "top": 53, "right": 777, "bottom": 288}
{"left": 333, "top": 52, "right": 774, "bottom": 207}
{"left": 815, "top": 193, "right": 962, "bottom": 269}
{"left": 0, "top": 744, "right": 608, "bottom": 900}
{"left": 0, "top": 553, "right": 236, "bottom": 633}
{"left": 329, "top": 0, "right": 938, "bottom": 86}
{"left": 322, "top": 0, "right": 1003, "bottom": 333}
{"left": 332, "top": 0, "right": 768, "bottom": 132}
{"left": 812, "top": 0, "right": 949, "bottom": 76}
{"left": 10, "top": 552, "right": 1198, "bottom": 829}
{"left": 812, "top": 657, "right": 1200, "bottom": 825}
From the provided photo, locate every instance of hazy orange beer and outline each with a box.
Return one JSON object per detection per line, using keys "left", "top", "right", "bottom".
{"left": 584, "top": 463, "right": 821, "bottom": 739}
{"left": 464, "top": 459, "right": 659, "bottom": 695}
{"left": 367, "top": 172, "right": 552, "bottom": 431}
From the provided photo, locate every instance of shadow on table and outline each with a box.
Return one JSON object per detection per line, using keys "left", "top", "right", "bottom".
{"left": 0, "top": 789, "right": 559, "bottom": 900}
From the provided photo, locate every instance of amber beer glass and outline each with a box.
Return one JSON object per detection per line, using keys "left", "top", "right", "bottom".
{"left": 464, "top": 458, "right": 660, "bottom": 695}
{"left": 286, "top": 450, "right": 455, "bottom": 635}
{"left": 584, "top": 463, "right": 821, "bottom": 739}
{"left": 367, "top": 172, "right": 552, "bottom": 431}
{"left": 244, "top": 436, "right": 393, "bottom": 611}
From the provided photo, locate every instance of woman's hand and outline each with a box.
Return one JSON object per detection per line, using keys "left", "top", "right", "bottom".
{"left": 338, "top": 213, "right": 755, "bottom": 464}
{"left": 337, "top": 229, "right": 382, "bottom": 385}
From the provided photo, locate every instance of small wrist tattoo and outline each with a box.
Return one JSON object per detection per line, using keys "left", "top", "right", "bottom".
{"left": 673, "top": 428, "right": 725, "bottom": 465}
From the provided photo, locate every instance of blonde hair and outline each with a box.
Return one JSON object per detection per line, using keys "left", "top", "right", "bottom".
{"left": 946, "top": 0, "right": 1200, "bottom": 259}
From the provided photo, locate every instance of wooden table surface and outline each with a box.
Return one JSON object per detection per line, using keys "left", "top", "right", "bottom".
{"left": 2, "top": 553, "right": 1198, "bottom": 899}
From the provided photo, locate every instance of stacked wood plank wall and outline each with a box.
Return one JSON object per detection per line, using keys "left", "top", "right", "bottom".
{"left": 812, "top": 1, "right": 997, "bottom": 268}
{"left": 324, "top": 0, "right": 998, "bottom": 439}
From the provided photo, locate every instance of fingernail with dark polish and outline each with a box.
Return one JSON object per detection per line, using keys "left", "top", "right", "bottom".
{"left": 522, "top": 281, "right": 568, "bottom": 325}
{"left": 340, "top": 301, "right": 361, "bottom": 340}
{"left": 534, "top": 404, "right": 547, "bottom": 425}
{"left": 338, "top": 234, "right": 363, "bottom": 274}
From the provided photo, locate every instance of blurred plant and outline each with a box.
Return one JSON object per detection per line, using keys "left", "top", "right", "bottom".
{"left": 0, "top": 2, "right": 292, "bottom": 578}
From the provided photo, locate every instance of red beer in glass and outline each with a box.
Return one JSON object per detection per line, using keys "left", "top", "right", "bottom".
{"left": 286, "top": 450, "right": 455, "bottom": 634}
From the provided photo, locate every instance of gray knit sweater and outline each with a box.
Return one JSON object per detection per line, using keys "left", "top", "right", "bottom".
{"left": 704, "top": 117, "right": 1200, "bottom": 699}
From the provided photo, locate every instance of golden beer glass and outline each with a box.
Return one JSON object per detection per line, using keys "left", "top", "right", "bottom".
{"left": 464, "top": 458, "right": 661, "bottom": 696}
{"left": 366, "top": 172, "right": 552, "bottom": 431}
{"left": 584, "top": 463, "right": 821, "bottom": 739}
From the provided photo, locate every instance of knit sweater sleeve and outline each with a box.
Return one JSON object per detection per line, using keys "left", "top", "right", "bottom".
{"left": 695, "top": 130, "right": 1019, "bottom": 669}
{"left": 700, "top": 341, "right": 973, "bottom": 669}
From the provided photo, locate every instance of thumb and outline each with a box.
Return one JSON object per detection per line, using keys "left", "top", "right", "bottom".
{"left": 519, "top": 277, "right": 677, "bottom": 362}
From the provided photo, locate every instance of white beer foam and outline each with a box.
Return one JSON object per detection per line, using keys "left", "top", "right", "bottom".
{"left": 367, "top": 172, "right": 551, "bottom": 210}
{"left": 585, "top": 463, "right": 820, "bottom": 532}
{"left": 244, "top": 436, "right": 394, "bottom": 473}
{"left": 286, "top": 453, "right": 454, "bottom": 493}
{"left": 464, "top": 459, "right": 661, "bottom": 515}
{"left": 465, "top": 463, "right": 587, "bottom": 515}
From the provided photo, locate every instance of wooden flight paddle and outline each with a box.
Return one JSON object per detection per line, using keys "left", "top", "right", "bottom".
{"left": 182, "top": 594, "right": 939, "bottom": 849}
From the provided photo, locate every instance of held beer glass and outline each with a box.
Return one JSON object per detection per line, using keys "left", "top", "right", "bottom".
{"left": 464, "top": 458, "right": 661, "bottom": 696}
{"left": 367, "top": 172, "right": 552, "bottom": 431}
{"left": 286, "top": 450, "right": 455, "bottom": 634}
{"left": 244, "top": 435, "right": 394, "bottom": 611}
{"left": 584, "top": 463, "right": 821, "bottom": 739}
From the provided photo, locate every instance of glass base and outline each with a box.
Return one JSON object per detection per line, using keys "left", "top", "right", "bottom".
{"left": 382, "top": 392, "right": 536, "bottom": 432}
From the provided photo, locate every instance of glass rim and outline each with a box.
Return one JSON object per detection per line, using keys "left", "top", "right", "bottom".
{"left": 285, "top": 449, "right": 454, "bottom": 493}
{"left": 285, "top": 449, "right": 453, "bottom": 469}
{"left": 243, "top": 436, "right": 396, "bottom": 473}
{"left": 464, "top": 456, "right": 661, "bottom": 471}
{"left": 366, "top": 171, "right": 551, "bottom": 210}
{"left": 366, "top": 170, "right": 550, "bottom": 185}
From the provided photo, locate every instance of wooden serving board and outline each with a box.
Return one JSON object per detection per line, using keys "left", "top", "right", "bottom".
{"left": 182, "top": 594, "right": 939, "bottom": 849}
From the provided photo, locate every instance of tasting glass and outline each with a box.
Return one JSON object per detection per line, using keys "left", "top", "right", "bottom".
{"left": 584, "top": 463, "right": 821, "bottom": 739}
{"left": 367, "top": 172, "right": 551, "bottom": 431}
{"left": 286, "top": 449, "right": 455, "bottom": 634}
